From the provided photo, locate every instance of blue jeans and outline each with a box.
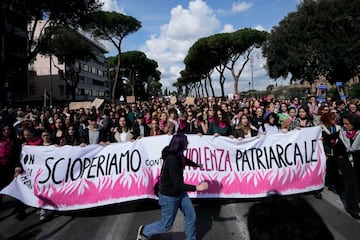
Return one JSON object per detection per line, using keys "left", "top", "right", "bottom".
{"left": 142, "top": 192, "right": 197, "bottom": 240}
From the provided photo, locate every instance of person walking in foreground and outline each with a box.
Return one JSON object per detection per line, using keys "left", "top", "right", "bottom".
{"left": 136, "top": 133, "right": 208, "bottom": 240}
{"left": 334, "top": 113, "right": 360, "bottom": 219}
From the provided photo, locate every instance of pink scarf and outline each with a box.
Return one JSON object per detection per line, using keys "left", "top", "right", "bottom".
{"left": 218, "top": 121, "right": 226, "bottom": 129}
{"left": 346, "top": 129, "right": 356, "bottom": 139}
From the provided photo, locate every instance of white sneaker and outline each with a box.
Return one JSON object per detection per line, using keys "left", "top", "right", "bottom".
{"left": 136, "top": 225, "right": 147, "bottom": 240}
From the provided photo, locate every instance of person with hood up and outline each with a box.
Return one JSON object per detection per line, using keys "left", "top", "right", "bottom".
{"left": 136, "top": 133, "right": 208, "bottom": 240}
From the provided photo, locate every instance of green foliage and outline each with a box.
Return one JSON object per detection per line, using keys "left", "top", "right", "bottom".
{"left": 80, "top": 10, "right": 141, "bottom": 103}
{"left": 3, "top": 0, "right": 102, "bottom": 62}
{"left": 264, "top": 0, "right": 360, "bottom": 84}
{"left": 348, "top": 82, "right": 360, "bottom": 98}
{"left": 80, "top": 11, "right": 141, "bottom": 50}
{"left": 107, "top": 51, "right": 161, "bottom": 100}
{"left": 40, "top": 27, "right": 96, "bottom": 62}
{"left": 182, "top": 28, "right": 268, "bottom": 96}
{"left": 3, "top": 0, "right": 102, "bottom": 26}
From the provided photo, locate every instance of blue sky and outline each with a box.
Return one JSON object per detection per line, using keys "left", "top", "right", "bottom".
{"left": 100, "top": 0, "right": 300, "bottom": 95}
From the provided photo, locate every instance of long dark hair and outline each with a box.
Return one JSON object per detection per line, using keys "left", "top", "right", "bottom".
{"left": 297, "top": 106, "right": 313, "bottom": 121}
{"left": 342, "top": 113, "right": 360, "bottom": 130}
{"left": 0, "top": 123, "right": 16, "bottom": 139}
{"left": 168, "top": 133, "right": 188, "bottom": 158}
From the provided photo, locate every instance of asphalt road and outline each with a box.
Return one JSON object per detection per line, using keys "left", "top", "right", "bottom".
{"left": 0, "top": 189, "right": 359, "bottom": 240}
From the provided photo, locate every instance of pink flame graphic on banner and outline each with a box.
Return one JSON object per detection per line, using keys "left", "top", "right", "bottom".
{"left": 32, "top": 147, "right": 324, "bottom": 209}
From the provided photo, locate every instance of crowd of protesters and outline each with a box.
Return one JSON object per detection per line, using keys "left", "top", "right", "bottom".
{"left": 0, "top": 94, "right": 360, "bottom": 221}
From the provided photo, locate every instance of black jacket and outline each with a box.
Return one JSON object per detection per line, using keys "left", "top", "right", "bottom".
{"left": 82, "top": 126, "right": 108, "bottom": 144}
{"left": 133, "top": 123, "right": 150, "bottom": 138}
{"left": 159, "top": 146, "right": 200, "bottom": 197}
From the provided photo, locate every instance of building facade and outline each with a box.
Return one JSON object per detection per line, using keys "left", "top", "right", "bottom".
{"left": 27, "top": 20, "right": 110, "bottom": 107}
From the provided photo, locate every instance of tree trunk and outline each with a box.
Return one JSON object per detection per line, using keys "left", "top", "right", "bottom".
{"left": 207, "top": 73, "right": 215, "bottom": 97}
{"left": 204, "top": 78, "right": 209, "bottom": 97}
{"left": 233, "top": 74, "right": 239, "bottom": 95}
{"left": 220, "top": 74, "right": 225, "bottom": 97}
{"left": 199, "top": 81, "right": 204, "bottom": 97}
{"left": 112, "top": 53, "right": 121, "bottom": 103}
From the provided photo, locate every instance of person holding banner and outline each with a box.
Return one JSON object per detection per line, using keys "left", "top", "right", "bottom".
{"left": 232, "top": 115, "right": 258, "bottom": 139}
{"left": 320, "top": 112, "right": 341, "bottom": 193}
{"left": 11, "top": 127, "right": 42, "bottom": 220}
{"left": 110, "top": 116, "right": 135, "bottom": 143}
{"left": 180, "top": 110, "right": 205, "bottom": 135}
{"left": 149, "top": 118, "right": 164, "bottom": 136}
{"left": 334, "top": 113, "right": 360, "bottom": 219}
{"left": 60, "top": 124, "right": 85, "bottom": 146}
{"left": 0, "top": 124, "right": 21, "bottom": 202}
{"left": 137, "top": 133, "right": 208, "bottom": 240}
{"left": 159, "top": 112, "right": 170, "bottom": 134}
{"left": 40, "top": 130, "right": 53, "bottom": 146}
{"left": 82, "top": 114, "right": 108, "bottom": 145}
{"left": 206, "top": 109, "right": 233, "bottom": 137}
{"left": 22, "top": 127, "right": 42, "bottom": 146}
{"left": 288, "top": 106, "right": 315, "bottom": 131}
{"left": 133, "top": 115, "right": 150, "bottom": 139}
{"left": 38, "top": 130, "right": 57, "bottom": 221}
{"left": 286, "top": 106, "right": 323, "bottom": 199}
{"left": 50, "top": 117, "right": 65, "bottom": 145}
{"left": 258, "top": 112, "right": 280, "bottom": 135}
{"left": 167, "top": 108, "right": 180, "bottom": 134}
{"left": 281, "top": 107, "right": 297, "bottom": 131}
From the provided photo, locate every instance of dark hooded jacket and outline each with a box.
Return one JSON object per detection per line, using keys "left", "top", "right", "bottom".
{"left": 159, "top": 146, "right": 200, "bottom": 197}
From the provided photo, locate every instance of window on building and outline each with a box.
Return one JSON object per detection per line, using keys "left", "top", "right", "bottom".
{"left": 93, "top": 79, "right": 104, "bottom": 86}
{"left": 78, "top": 76, "right": 85, "bottom": 83}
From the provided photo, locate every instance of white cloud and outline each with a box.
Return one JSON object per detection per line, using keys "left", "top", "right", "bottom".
{"left": 231, "top": 2, "right": 253, "bottom": 13}
{"left": 221, "top": 24, "right": 235, "bottom": 33}
{"left": 142, "top": 0, "right": 221, "bottom": 91}
{"left": 253, "top": 24, "right": 267, "bottom": 32}
{"left": 100, "top": 0, "right": 123, "bottom": 13}
{"left": 100, "top": 0, "right": 279, "bottom": 96}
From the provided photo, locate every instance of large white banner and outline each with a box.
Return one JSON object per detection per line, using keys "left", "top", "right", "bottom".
{"left": 1, "top": 127, "right": 326, "bottom": 211}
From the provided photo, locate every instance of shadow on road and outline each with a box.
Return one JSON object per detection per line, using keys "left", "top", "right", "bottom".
{"left": 195, "top": 199, "right": 239, "bottom": 240}
{"left": 7, "top": 216, "right": 75, "bottom": 240}
{"left": 62, "top": 199, "right": 161, "bottom": 218}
